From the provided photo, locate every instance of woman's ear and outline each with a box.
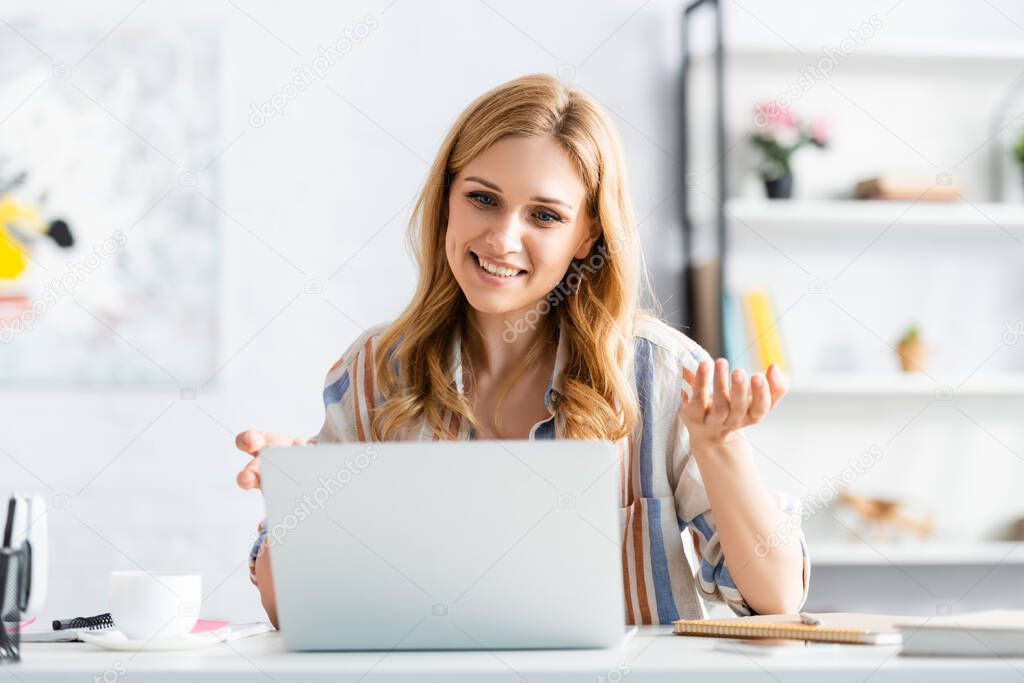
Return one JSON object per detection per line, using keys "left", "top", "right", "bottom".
{"left": 573, "top": 217, "right": 600, "bottom": 260}
{"left": 569, "top": 210, "right": 598, "bottom": 262}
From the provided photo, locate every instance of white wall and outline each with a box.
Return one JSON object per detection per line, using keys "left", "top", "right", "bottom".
{"left": 0, "top": 0, "right": 693, "bottom": 625}
{"left": 1, "top": 0, "right": 1022, "bottom": 623}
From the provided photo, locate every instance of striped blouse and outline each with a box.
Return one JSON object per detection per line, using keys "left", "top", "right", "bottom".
{"left": 249, "top": 316, "right": 810, "bottom": 624}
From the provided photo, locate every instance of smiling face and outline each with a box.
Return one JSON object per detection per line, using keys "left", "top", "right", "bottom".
{"left": 445, "top": 135, "right": 598, "bottom": 319}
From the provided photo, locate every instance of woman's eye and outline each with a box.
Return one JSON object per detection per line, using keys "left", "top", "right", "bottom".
{"left": 467, "top": 192, "right": 497, "bottom": 207}
{"left": 534, "top": 209, "right": 564, "bottom": 225}
{"left": 466, "top": 192, "right": 563, "bottom": 224}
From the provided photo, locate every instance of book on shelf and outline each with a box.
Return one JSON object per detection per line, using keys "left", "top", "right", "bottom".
{"left": 854, "top": 173, "right": 962, "bottom": 201}
{"left": 724, "top": 288, "right": 788, "bottom": 373}
{"left": 722, "top": 291, "right": 748, "bottom": 372}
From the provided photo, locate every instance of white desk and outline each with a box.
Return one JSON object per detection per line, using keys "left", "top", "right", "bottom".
{"left": 5, "top": 627, "right": 1024, "bottom": 682}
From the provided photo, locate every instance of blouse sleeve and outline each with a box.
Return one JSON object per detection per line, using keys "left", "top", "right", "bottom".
{"left": 310, "top": 325, "right": 386, "bottom": 444}
{"left": 309, "top": 350, "right": 357, "bottom": 445}
{"left": 670, "top": 345, "right": 811, "bottom": 616}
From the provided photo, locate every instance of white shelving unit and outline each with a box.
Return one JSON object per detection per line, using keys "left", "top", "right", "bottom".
{"left": 725, "top": 198, "right": 1024, "bottom": 232}
{"left": 722, "top": 199, "right": 1024, "bottom": 397}
{"left": 683, "top": 36, "right": 1024, "bottom": 66}
{"left": 722, "top": 39, "right": 1024, "bottom": 65}
{"left": 787, "top": 374, "right": 1024, "bottom": 397}
{"left": 700, "top": 20, "right": 1024, "bottom": 597}
{"left": 811, "top": 541, "right": 1024, "bottom": 566}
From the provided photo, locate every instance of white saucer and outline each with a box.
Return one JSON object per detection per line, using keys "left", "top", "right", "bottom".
{"left": 79, "top": 626, "right": 231, "bottom": 651}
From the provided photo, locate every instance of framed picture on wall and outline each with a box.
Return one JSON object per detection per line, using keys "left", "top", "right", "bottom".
{"left": 0, "top": 23, "right": 221, "bottom": 386}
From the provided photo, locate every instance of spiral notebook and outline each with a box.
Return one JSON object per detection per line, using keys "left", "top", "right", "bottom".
{"left": 18, "top": 615, "right": 114, "bottom": 643}
{"left": 19, "top": 617, "right": 273, "bottom": 643}
{"left": 673, "top": 613, "right": 923, "bottom": 645}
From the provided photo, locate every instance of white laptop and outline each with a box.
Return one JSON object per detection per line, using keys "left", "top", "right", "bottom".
{"left": 260, "top": 439, "right": 626, "bottom": 651}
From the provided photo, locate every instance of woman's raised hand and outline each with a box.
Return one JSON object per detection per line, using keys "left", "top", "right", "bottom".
{"left": 234, "top": 430, "right": 304, "bottom": 490}
{"left": 680, "top": 359, "right": 788, "bottom": 447}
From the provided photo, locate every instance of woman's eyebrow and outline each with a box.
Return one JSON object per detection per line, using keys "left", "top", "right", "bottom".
{"left": 532, "top": 195, "right": 574, "bottom": 210}
{"left": 464, "top": 176, "right": 501, "bottom": 192}
{"left": 464, "top": 176, "right": 574, "bottom": 211}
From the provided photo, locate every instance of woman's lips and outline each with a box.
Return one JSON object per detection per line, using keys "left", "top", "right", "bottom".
{"left": 471, "top": 252, "right": 526, "bottom": 286}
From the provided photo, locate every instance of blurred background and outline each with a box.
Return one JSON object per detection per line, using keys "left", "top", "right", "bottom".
{"left": 1, "top": 0, "right": 1023, "bottom": 623}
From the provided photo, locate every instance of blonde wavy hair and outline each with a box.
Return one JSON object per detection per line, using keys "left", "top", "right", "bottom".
{"left": 372, "top": 73, "right": 654, "bottom": 442}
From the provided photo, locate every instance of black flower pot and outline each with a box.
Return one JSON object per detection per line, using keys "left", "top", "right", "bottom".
{"left": 764, "top": 172, "right": 793, "bottom": 199}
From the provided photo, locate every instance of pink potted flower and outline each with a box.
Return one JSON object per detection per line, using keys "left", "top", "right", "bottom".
{"left": 751, "top": 103, "right": 829, "bottom": 199}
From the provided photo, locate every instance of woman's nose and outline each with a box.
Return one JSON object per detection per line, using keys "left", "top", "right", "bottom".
{"left": 484, "top": 215, "right": 524, "bottom": 253}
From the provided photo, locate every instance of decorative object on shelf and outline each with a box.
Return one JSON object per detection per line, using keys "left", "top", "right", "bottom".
{"left": 896, "top": 325, "right": 929, "bottom": 373}
{"left": 763, "top": 173, "right": 792, "bottom": 200}
{"left": 840, "top": 493, "right": 934, "bottom": 544}
{"left": 1015, "top": 131, "right": 1024, "bottom": 194}
{"left": 751, "top": 103, "right": 828, "bottom": 199}
{"left": 991, "top": 72, "right": 1024, "bottom": 202}
{"left": 855, "top": 173, "right": 963, "bottom": 201}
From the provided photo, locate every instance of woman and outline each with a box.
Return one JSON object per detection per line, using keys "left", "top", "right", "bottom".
{"left": 235, "top": 74, "right": 808, "bottom": 628}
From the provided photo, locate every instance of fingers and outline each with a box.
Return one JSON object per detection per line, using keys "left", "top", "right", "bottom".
{"left": 235, "top": 430, "right": 303, "bottom": 491}
{"left": 681, "top": 360, "right": 713, "bottom": 424}
{"left": 237, "top": 457, "right": 261, "bottom": 490}
{"left": 694, "top": 359, "right": 713, "bottom": 408}
{"left": 709, "top": 359, "right": 731, "bottom": 423}
{"left": 748, "top": 372, "right": 771, "bottom": 423}
{"left": 684, "top": 359, "right": 785, "bottom": 432}
{"left": 235, "top": 431, "right": 263, "bottom": 490}
{"left": 767, "top": 364, "right": 789, "bottom": 408}
{"left": 236, "top": 430, "right": 301, "bottom": 455}
{"left": 236, "top": 430, "right": 263, "bottom": 455}
{"left": 724, "top": 368, "right": 749, "bottom": 430}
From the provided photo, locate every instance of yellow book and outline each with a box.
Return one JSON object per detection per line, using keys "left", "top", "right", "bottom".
{"left": 674, "top": 613, "right": 923, "bottom": 645}
{"left": 739, "top": 292, "right": 761, "bottom": 370}
{"left": 742, "top": 290, "right": 788, "bottom": 373}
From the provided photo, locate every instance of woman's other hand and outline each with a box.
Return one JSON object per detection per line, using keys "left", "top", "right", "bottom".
{"left": 234, "top": 430, "right": 303, "bottom": 489}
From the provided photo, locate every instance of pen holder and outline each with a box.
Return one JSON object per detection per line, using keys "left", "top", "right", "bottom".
{"left": 0, "top": 544, "right": 27, "bottom": 663}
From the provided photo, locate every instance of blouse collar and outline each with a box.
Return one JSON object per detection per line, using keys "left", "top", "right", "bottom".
{"left": 449, "top": 316, "right": 569, "bottom": 414}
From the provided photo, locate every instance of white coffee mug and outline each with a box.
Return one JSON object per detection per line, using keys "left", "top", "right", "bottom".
{"left": 109, "top": 571, "right": 202, "bottom": 640}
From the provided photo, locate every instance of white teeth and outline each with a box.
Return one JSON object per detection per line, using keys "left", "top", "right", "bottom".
{"left": 477, "top": 255, "right": 520, "bottom": 278}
